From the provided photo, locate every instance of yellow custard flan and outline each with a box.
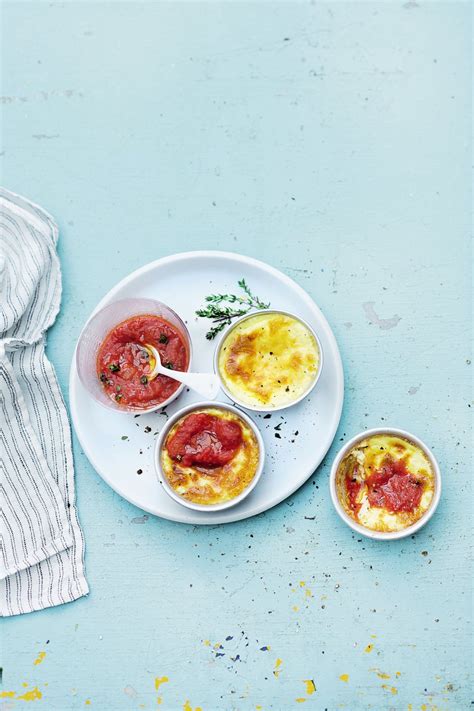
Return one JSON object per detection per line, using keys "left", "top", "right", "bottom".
{"left": 160, "top": 407, "right": 260, "bottom": 505}
{"left": 217, "top": 312, "right": 320, "bottom": 409}
{"left": 336, "top": 434, "right": 435, "bottom": 532}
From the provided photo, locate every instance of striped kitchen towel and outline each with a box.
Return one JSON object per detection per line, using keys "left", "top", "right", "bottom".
{"left": 0, "top": 188, "right": 88, "bottom": 615}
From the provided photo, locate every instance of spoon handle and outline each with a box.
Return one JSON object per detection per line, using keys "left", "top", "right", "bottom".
{"left": 161, "top": 368, "right": 221, "bottom": 401}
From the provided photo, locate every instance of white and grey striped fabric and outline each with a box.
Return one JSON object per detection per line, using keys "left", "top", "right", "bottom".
{"left": 0, "top": 187, "right": 88, "bottom": 616}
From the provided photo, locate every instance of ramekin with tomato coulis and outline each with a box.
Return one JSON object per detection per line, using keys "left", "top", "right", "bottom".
{"left": 156, "top": 403, "right": 264, "bottom": 511}
{"left": 76, "top": 298, "right": 191, "bottom": 413}
{"left": 330, "top": 428, "right": 441, "bottom": 540}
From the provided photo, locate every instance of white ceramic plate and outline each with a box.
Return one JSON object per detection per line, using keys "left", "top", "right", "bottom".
{"left": 69, "top": 251, "right": 344, "bottom": 524}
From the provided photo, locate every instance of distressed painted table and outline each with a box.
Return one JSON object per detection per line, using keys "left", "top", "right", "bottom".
{"left": 1, "top": 2, "right": 471, "bottom": 709}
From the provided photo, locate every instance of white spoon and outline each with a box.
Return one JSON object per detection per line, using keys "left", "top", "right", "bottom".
{"left": 143, "top": 344, "right": 221, "bottom": 401}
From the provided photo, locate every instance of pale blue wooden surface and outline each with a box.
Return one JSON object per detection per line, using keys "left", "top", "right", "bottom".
{"left": 1, "top": 2, "right": 472, "bottom": 709}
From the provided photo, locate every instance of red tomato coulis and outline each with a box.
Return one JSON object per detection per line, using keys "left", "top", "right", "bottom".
{"left": 97, "top": 314, "right": 189, "bottom": 408}
{"left": 345, "top": 467, "right": 363, "bottom": 515}
{"left": 166, "top": 413, "right": 243, "bottom": 468}
{"left": 365, "top": 457, "right": 423, "bottom": 513}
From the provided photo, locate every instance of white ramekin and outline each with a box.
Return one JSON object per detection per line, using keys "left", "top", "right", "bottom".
{"left": 329, "top": 427, "right": 441, "bottom": 541}
{"left": 76, "top": 298, "right": 192, "bottom": 414}
{"left": 154, "top": 401, "right": 265, "bottom": 512}
{"left": 213, "top": 309, "right": 324, "bottom": 413}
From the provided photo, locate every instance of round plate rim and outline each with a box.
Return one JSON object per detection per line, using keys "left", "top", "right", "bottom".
{"left": 69, "top": 250, "right": 344, "bottom": 524}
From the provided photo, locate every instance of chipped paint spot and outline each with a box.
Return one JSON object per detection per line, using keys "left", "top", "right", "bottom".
{"left": 408, "top": 386, "right": 419, "bottom": 395}
{"left": 154, "top": 677, "right": 169, "bottom": 691}
{"left": 395, "top": 671, "right": 401, "bottom": 678}
{"left": 339, "top": 674, "right": 349, "bottom": 683}
{"left": 381, "top": 684, "right": 397, "bottom": 695}
{"left": 124, "top": 686, "right": 137, "bottom": 699}
{"left": 369, "top": 668, "right": 391, "bottom": 679}
{"left": 1, "top": 89, "right": 84, "bottom": 104}
{"left": 33, "top": 651, "right": 46, "bottom": 666}
{"left": 131, "top": 515, "right": 149, "bottom": 524}
{"left": 273, "top": 658, "right": 283, "bottom": 678}
{"left": 364, "top": 644, "right": 374, "bottom": 653}
{"left": 303, "top": 679, "right": 316, "bottom": 695}
{"left": 183, "top": 701, "right": 202, "bottom": 711}
{"left": 16, "top": 687, "right": 43, "bottom": 701}
{"left": 363, "top": 301, "right": 401, "bottom": 330}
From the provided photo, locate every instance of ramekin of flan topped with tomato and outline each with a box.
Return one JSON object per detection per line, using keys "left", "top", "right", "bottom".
{"left": 215, "top": 310, "right": 323, "bottom": 411}
{"left": 156, "top": 402, "right": 264, "bottom": 511}
{"left": 76, "top": 298, "right": 191, "bottom": 413}
{"left": 330, "top": 428, "right": 441, "bottom": 539}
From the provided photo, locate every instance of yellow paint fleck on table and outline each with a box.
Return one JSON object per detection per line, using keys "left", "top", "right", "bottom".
{"left": 303, "top": 679, "right": 316, "bottom": 695}
{"left": 202, "top": 640, "right": 211, "bottom": 647}
{"left": 339, "top": 674, "right": 349, "bottom": 683}
{"left": 33, "top": 651, "right": 46, "bottom": 666}
{"left": 0, "top": 691, "right": 16, "bottom": 699}
{"left": 395, "top": 671, "right": 401, "bottom": 678}
{"left": 381, "top": 684, "right": 398, "bottom": 695}
{"left": 364, "top": 644, "right": 374, "bottom": 653}
{"left": 299, "top": 581, "right": 306, "bottom": 587}
{"left": 369, "top": 668, "right": 390, "bottom": 679}
{"left": 292, "top": 605, "right": 299, "bottom": 612}
{"left": 295, "top": 698, "right": 307, "bottom": 703}
{"left": 85, "top": 700, "right": 91, "bottom": 706}
{"left": 154, "top": 677, "right": 169, "bottom": 691}
{"left": 273, "top": 658, "right": 283, "bottom": 678}
{"left": 305, "top": 588, "right": 313, "bottom": 598}
{"left": 183, "top": 700, "right": 202, "bottom": 711}
{"left": 17, "top": 687, "right": 43, "bottom": 701}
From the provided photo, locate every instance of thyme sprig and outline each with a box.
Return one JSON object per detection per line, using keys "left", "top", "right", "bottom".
{"left": 196, "top": 278, "right": 270, "bottom": 340}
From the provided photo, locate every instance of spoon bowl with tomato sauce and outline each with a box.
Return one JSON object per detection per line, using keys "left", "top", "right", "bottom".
{"left": 330, "top": 428, "right": 441, "bottom": 540}
{"left": 155, "top": 402, "right": 265, "bottom": 512}
{"left": 76, "top": 298, "right": 192, "bottom": 413}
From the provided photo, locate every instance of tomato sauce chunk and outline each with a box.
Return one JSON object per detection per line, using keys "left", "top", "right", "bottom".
{"left": 366, "top": 457, "right": 423, "bottom": 513}
{"left": 345, "top": 469, "right": 363, "bottom": 515}
{"left": 166, "top": 413, "right": 243, "bottom": 468}
{"left": 97, "top": 314, "right": 189, "bottom": 408}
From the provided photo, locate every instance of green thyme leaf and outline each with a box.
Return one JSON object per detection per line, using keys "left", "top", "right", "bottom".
{"left": 195, "top": 278, "right": 270, "bottom": 339}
